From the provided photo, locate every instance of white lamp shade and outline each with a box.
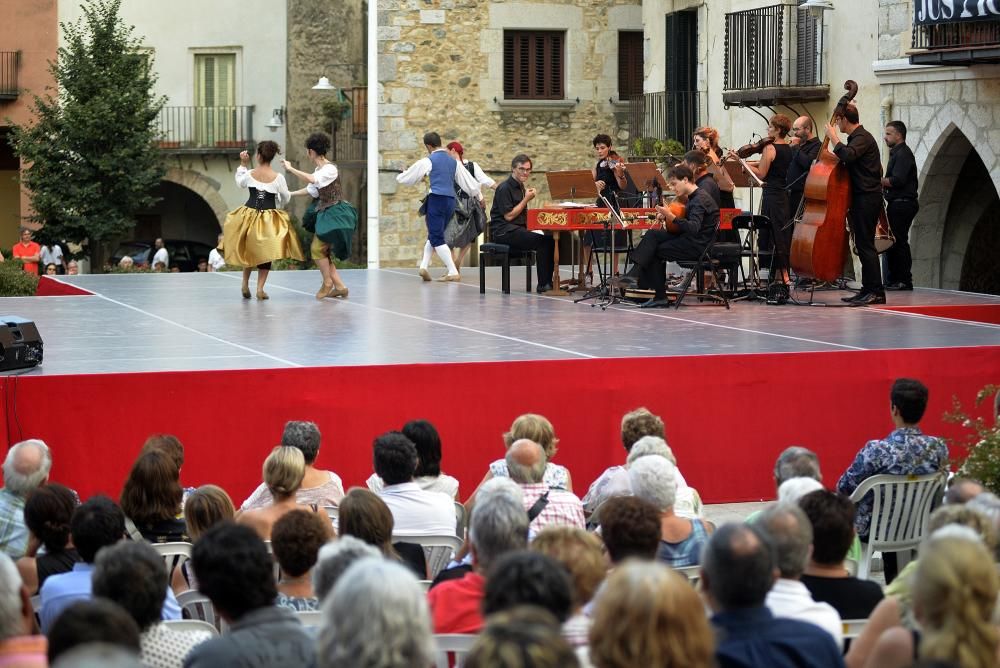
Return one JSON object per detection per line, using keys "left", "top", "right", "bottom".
{"left": 312, "top": 76, "right": 335, "bottom": 90}
{"left": 265, "top": 115, "right": 282, "bottom": 129}
{"left": 798, "top": 0, "right": 835, "bottom": 11}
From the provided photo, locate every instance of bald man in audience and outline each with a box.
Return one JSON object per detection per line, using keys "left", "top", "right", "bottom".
{"left": 0, "top": 440, "right": 52, "bottom": 559}
{"left": 506, "top": 440, "right": 584, "bottom": 535}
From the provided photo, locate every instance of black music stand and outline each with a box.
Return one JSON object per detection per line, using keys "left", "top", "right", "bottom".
{"left": 726, "top": 158, "right": 768, "bottom": 301}
{"left": 545, "top": 171, "right": 599, "bottom": 295}
{"left": 623, "top": 162, "right": 667, "bottom": 207}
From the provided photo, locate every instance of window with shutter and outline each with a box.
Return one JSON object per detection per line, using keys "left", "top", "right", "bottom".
{"left": 795, "top": 2, "right": 819, "bottom": 86}
{"left": 194, "top": 54, "right": 237, "bottom": 145}
{"left": 503, "top": 30, "right": 564, "bottom": 100}
{"left": 664, "top": 10, "right": 699, "bottom": 143}
{"left": 618, "top": 31, "right": 643, "bottom": 100}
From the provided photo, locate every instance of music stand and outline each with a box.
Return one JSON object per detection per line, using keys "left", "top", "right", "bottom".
{"left": 544, "top": 171, "right": 599, "bottom": 295}
{"left": 623, "top": 162, "right": 667, "bottom": 205}
{"left": 725, "top": 158, "right": 768, "bottom": 301}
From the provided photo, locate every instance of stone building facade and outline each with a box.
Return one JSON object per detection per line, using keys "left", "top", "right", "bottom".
{"left": 875, "top": 0, "right": 1000, "bottom": 293}
{"left": 378, "top": 0, "right": 642, "bottom": 267}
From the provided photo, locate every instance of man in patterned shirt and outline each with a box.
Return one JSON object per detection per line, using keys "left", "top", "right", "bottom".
{"left": 506, "top": 440, "right": 584, "bottom": 535}
{"left": 836, "top": 378, "right": 948, "bottom": 582}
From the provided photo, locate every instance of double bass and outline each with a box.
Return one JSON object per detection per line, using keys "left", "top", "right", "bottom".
{"left": 790, "top": 80, "right": 858, "bottom": 282}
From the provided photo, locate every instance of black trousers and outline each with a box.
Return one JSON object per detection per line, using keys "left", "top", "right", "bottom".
{"left": 848, "top": 192, "right": 885, "bottom": 295}
{"left": 760, "top": 188, "right": 791, "bottom": 277}
{"left": 885, "top": 199, "right": 919, "bottom": 286}
{"left": 632, "top": 229, "right": 698, "bottom": 299}
{"left": 494, "top": 227, "right": 555, "bottom": 287}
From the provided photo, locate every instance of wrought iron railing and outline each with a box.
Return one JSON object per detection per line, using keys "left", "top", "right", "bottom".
{"left": 912, "top": 19, "right": 1000, "bottom": 50}
{"left": 723, "top": 3, "right": 824, "bottom": 91}
{"left": 0, "top": 51, "right": 20, "bottom": 99}
{"left": 627, "top": 90, "right": 701, "bottom": 154}
{"left": 155, "top": 106, "right": 254, "bottom": 150}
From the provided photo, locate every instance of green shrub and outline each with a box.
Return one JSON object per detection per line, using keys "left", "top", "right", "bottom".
{"left": 947, "top": 385, "right": 1000, "bottom": 494}
{"left": 0, "top": 260, "right": 40, "bottom": 296}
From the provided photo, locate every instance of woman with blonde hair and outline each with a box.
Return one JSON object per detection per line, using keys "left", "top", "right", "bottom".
{"left": 237, "top": 446, "right": 320, "bottom": 540}
{"left": 588, "top": 561, "right": 714, "bottom": 668}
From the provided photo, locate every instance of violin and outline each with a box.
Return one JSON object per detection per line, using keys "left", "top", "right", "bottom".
{"left": 733, "top": 137, "right": 774, "bottom": 159}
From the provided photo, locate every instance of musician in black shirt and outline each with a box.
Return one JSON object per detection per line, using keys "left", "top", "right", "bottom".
{"left": 683, "top": 151, "right": 721, "bottom": 207}
{"left": 881, "top": 121, "right": 919, "bottom": 291}
{"left": 626, "top": 165, "right": 720, "bottom": 309}
{"left": 787, "top": 116, "right": 821, "bottom": 223}
{"left": 489, "top": 154, "right": 555, "bottom": 293}
{"left": 827, "top": 104, "right": 886, "bottom": 305}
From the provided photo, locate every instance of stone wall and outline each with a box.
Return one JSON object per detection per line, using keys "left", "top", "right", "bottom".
{"left": 378, "top": 0, "right": 641, "bottom": 267}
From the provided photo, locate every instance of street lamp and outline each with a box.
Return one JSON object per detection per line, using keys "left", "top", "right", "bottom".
{"left": 264, "top": 107, "right": 285, "bottom": 130}
{"left": 798, "top": 0, "right": 834, "bottom": 19}
{"left": 312, "top": 76, "right": 353, "bottom": 160}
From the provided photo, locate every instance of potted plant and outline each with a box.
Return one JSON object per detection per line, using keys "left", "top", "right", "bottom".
{"left": 946, "top": 384, "right": 1000, "bottom": 494}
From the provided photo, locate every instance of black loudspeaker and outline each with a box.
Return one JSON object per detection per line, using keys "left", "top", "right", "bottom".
{"left": 0, "top": 317, "right": 43, "bottom": 371}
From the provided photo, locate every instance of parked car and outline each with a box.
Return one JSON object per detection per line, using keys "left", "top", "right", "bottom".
{"left": 111, "top": 239, "right": 217, "bottom": 272}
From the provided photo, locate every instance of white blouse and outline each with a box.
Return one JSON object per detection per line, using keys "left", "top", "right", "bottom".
{"left": 306, "top": 163, "right": 339, "bottom": 198}
{"left": 235, "top": 166, "right": 291, "bottom": 207}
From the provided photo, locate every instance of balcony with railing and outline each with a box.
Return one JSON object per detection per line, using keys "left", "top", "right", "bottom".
{"left": 626, "top": 90, "right": 702, "bottom": 157}
{"left": 910, "top": 18, "right": 1000, "bottom": 65}
{"left": 723, "top": 3, "right": 829, "bottom": 107}
{"left": 0, "top": 51, "right": 20, "bottom": 100}
{"left": 155, "top": 105, "right": 254, "bottom": 153}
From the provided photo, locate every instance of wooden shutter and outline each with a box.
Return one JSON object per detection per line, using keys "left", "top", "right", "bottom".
{"left": 618, "top": 31, "right": 643, "bottom": 100}
{"left": 194, "top": 54, "right": 236, "bottom": 145}
{"left": 503, "top": 31, "right": 564, "bottom": 100}
{"left": 796, "top": 4, "right": 819, "bottom": 86}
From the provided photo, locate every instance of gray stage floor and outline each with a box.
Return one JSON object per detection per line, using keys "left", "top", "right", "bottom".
{"left": 9, "top": 268, "right": 1000, "bottom": 375}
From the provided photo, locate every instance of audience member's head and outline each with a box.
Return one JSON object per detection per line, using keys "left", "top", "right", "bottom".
{"left": 23, "top": 483, "right": 76, "bottom": 554}
{"left": 338, "top": 488, "right": 397, "bottom": 557}
{"left": 119, "top": 450, "right": 182, "bottom": 525}
{"left": 0, "top": 553, "right": 31, "bottom": 641}
{"left": 91, "top": 541, "right": 166, "bottom": 632}
{"left": 925, "top": 503, "right": 998, "bottom": 557}
{"left": 624, "top": 435, "right": 677, "bottom": 467}
{"left": 470, "top": 494, "right": 529, "bottom": 571}
{"left": 46, "top": 600, "right": 141, "bottom": 665}
{"left": 263, "top": 445, "right": 306, "bottom": 501}
{"left": 773, "top": 446, "right": 821, "bottom": 487}
{"left": 190, "top": 522, "right": 276, "bottom": 622}
{"left": 318, "top": 557, "right": 433, "bottom": 668}
{"left": 701, "top": 523, "right": 776, "bottom": 611}
{"left": 372, "top": 432, "right": 418, "bottom": 486}
{"left": 627, "top": 455, "right": 677, "bottom": 512}
{"left": 476, "top": 477, "right": 524, "bottom": 506}
{"left": 598, "top": 496, "right": 662, "bottom": 563}
{"left": 71, "top": 496, "right": 125, "bottom": 563}
{"left": 504, "top": 414, "right": 559, "bottom": 460}
{"left": 945, "top": 477, "right": 985, "bottom": 505}
{"left": 798, "top": 490, "right": 855, "bottom": 567}
{"left": 139, "top": 434, "right": 184, "bottom": 471}
{"left": 464, "top": 606, "right": 579, "bottom": 668}
{"left": 401, "top": 419, "right": 444, "bottom": 478}
{"left": 620, "top": 408, "right": 665, "bottom": 453}
{"left": 313, "top": 536, "right": 382, "bottom": 602}
{"left": 184, "top": 484, "right": 235, "bottom": 541}
{"left": 967, "top": 492, "right": 1000, "bottom": 559}
{"left": 589, "top": 562, "right": 714, "bottom": 668}
{"left": 281, "top": 420, "right": 322, "bottom": 466}
{"left": 482, "top": 551, "right": 573, "bottom": 623}
{"left": 2, "top": 439, "right": 52, "bottom": 497}
{"left": 271, "top": 509, "right": 333, "bottom": 579}
{"left": 51, "top": 644, "right": 143, "bottom": 668}
{"left": 777, "top": 477, "right": 824, "bottom": 505}
{"left": 754, "top": 504, "right": 812, "bottom": 580}
{"left": 531, "top": 527, "right": 605, "bottom": 613}
{"left": 891, "top": 377, "right": 929, "bottom": 424}
{"left": 505, "top": 439, "right": 546, "bottom": 485}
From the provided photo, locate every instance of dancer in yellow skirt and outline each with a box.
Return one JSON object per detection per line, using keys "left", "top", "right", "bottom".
{"left": 223, "top": 141, "right": 305, "bottom": 299}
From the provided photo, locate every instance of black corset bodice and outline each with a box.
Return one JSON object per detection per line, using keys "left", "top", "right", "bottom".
{"left": 246, "top": 187, "right": 277, "bottom": 210}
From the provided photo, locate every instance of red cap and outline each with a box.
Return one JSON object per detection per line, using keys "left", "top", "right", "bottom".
{"left": 446, "top": 141, "right": 464, "bottom": 156}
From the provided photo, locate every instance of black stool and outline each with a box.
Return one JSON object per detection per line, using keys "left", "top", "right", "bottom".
{"left": 479, "top": 243, "right": 535, "bottom": 294}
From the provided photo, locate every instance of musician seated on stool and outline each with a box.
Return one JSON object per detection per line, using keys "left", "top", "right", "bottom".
{"left": 489, "top": 154, "right": 555, "bottom": 293}
{"left": 622, "top": 165, "right": 720, "bottom": 309}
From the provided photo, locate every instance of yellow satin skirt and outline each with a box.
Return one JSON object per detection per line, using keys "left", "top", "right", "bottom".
{"left": 222, "top": 207, "right": 305, "bottom": 267}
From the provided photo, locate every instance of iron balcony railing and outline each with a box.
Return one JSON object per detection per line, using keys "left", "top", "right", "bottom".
{"left": 627, "top": 90, "right": 701, "bottom": 157}
{"left": 912, "top": 19, "right": 1000, "bottom": 50}
{"left": 723, "top": 3, "right": 825, "bottom": 92}
{"left": 155, "top": 105, "right": 254, "bottom": 151}
{"left": 0, "top": 51, "right": 20, "bottom": 100}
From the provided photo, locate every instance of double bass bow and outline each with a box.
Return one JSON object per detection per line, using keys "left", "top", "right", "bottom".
{"left": 789, "top": 80, "right": 858, "bottom": 282}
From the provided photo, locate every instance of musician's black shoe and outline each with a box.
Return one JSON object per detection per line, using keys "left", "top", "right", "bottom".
{"left": 841, "top": 292, "right": 862, "bottom": 303}
{"left": 617, "top": 275, "right": 638, "bottom": 287}
{"left": 639, "top": 297, "right": 672, "bottom": 309}
{"left": 885, "top": 282, "right": 913, "bottom": 291}
{"left": 536, "top": 283, "right": 553, "bottom": 294}
{"left": 847, "top": 291, "right": 886, "bottom": 306}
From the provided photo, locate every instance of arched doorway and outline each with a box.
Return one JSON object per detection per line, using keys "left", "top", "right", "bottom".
{"left": 132, "top": 169, "right": 229, "bottom": 246}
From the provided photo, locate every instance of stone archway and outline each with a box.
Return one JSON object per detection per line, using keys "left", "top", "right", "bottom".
{"left": 161, "top": 167, "right": 229, "bottom": 229}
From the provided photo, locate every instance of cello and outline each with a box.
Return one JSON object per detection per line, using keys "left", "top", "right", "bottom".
{"left": 790, "top": 80, "right": 858, "bottom": 282}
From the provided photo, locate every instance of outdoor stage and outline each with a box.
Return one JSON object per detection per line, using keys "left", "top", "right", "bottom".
{"left": 6, "top": 267, "right": 1000, "bottom": 504}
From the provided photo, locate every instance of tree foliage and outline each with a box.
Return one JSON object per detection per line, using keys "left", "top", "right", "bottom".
{"left": 8, "top": 0, "right": 165, "bottom": 267}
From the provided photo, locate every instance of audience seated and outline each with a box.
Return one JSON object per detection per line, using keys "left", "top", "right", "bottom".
{"left": 271, "top": 509, "right": 333, "bottom": 611}
{"left": 367, "top": 420, "right": 459, "bottom": 499}
{"left": 506, "top": 440, "right": 584, "bottom": 534}
{"left": 242, "top": 421, "right": 345, "bottom": 511}
{"left": 312, "top": 535, "right": 381, "bottom": 602}
{"left": 47, "top": 600, "right": 141, "bottom": 666}
{"left": 372, "top": 431, "right": 456, "bottom": 537}
{"left": 588, "top": 561, "right": 714, "bottom": 668}
{"left": 701, "top": 523, "right": 844, "bottom": 668}
{"left": 16, "top": 483, "right": 80, "bottom": 595}
{"left": 338, "top": 487, "right": 426, "bottom": 578}
{"left": 624, "top": 436, "right": 702, "bottom": 520}
{"left": 481, "top": 551, "right": 572, "bottom": 624}
{"left": 92, "top": 541, "right": 211, "bottom": 668}
{"left": 945, "top": 477, "right": 985, "bottom": 505}
{"left": 0, "top": 439, "right": 52, "bottom": 559}
{"left": 530, "top": 527, "right": 606, "bottom": 649}
{"left": 835, "top": 377, "right": 948, "bottom": 583}
{"left": 754, "top": 504, "right": 843, "bottom": 647}
{"left": 465, "top": 606, "right": 580, "bottom": 668}
{"left": 52, "top": 643, "right": 144, "bottom": 668}
{"left": 427, "top": 492, "right": 528, "bottom": 634}
{"left": 184, "top": 485, "right": 235, "bottom": 541}
{"left": 628, "top": 456, "right": 712, "bottom": 567}
{"left": 39, "top": 496, "right": 181, "bottom": 634}
{"left": 139, "top": 434, "right": 192, "bottom": 503}
{"left": 237, "top": 446, "right": 322, "bottom": 540}
{"left": 797, "top": 490, "right": 884, "bottom": 620}
{"left": 582, "top": 407, "right": 667, "bottom": 515}
{"left": 317, "top": 557, "right": 434, "bottom": 668}
{"left": 0, "top": 552, "right": 46, "bottom": 665}
{"left": 777, "top": 477, "right": 824, "bottom": 504}
{"left": 597, "top": 496, "right": 662, "bottom": 564}
{"left": 864, "top": 527, "right": 1000, "bottom": 668}
{"left": 120, "top": 450, "right": 188, "bottom": 543}
{"left": 184, "top": 522, "right": 316, "bottom": 668}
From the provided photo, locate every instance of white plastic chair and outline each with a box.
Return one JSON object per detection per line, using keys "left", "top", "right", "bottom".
{"left": 163, "top": 618, "right": 219, "bottom": 636}
{"left": 391, "top": 533, "right": 463, "bottom": 578}
{"left": 849, "top": 472, "right": 946, "bottom": 579}
{"left": 176, "top": 590, "right": 227, "bottom": 633}
{"left": 152, "top": 542, "right": 193, "bottom": 576}
{"left": 842, "top": 618, "right": 866, "bottom": 640}
{"left": 434, "top": 633, "right": 477, "bottom": 668}
{"left": 454, "top": 502, "right": 467, "bottom": 536}
{"left": 323, "top": 505, "right": 339, "bottom": 532}
{"left": 672, "top": 564, "right": 701, "bottom": 586}
{"left": 294, "top": 609, "right": 323, "bottom": 628}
